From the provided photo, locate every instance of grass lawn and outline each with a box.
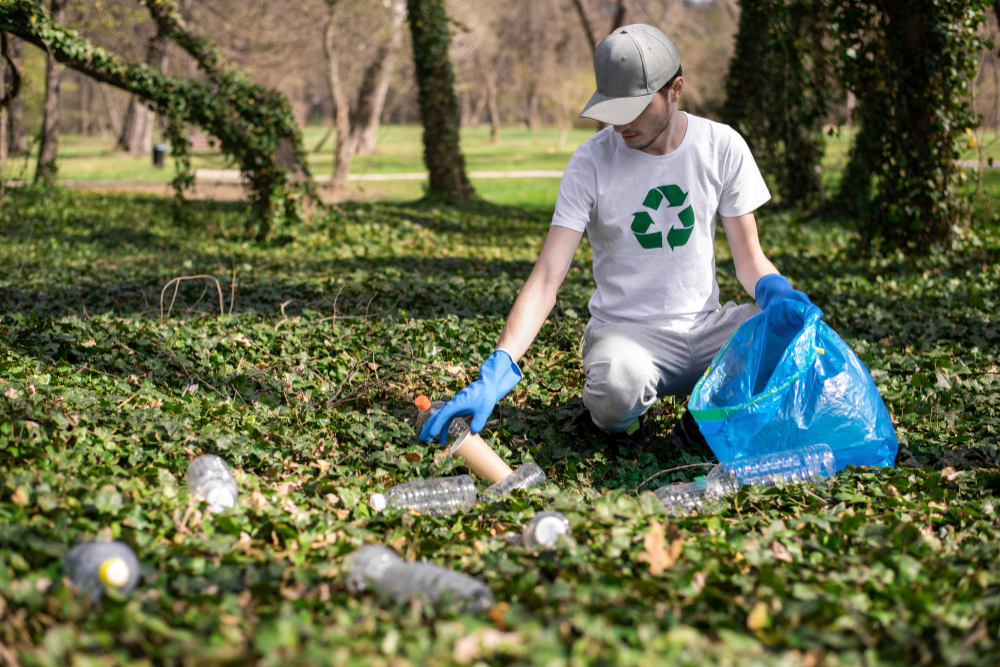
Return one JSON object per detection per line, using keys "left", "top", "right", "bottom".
{"left": 1, "top": 181, "right": 999, "bottom": 664}
{"left": 6, "top": 122, "right": 1000, "bottom": 185}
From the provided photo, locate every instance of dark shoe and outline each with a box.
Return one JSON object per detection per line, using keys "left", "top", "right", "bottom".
{"left": 668, "top": 411, "right": 707, "bottom": 451}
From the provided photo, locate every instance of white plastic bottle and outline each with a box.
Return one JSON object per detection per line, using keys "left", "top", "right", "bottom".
{"left": 370, "top": 475, "right": 477, "bottom": 516}
{"left": 186, "top": 454, "right": 239, "bottom": 513}
{"left": 654, "top": 444, "right": 836, "bottom": 513}
{"left": 345, "top": 544, "right": 494, "bottom": 610}
{"left": 64, "top": 540, "right": 141, "bottom": 602}
{"left": 414, "top": 394, "right": 470, "bottom": 448}
{"left": 482, "top": 462, "right": 547, "bottom": 498}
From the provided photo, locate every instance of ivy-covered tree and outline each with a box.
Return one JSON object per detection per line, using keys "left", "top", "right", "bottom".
{"left": 406, "top": 0, "right": 474, "bottom": 202}
{"left": 0, "top": 0, "right": 314, "bottom": 238}
{"left": 834, "top": 0, "right": 989, "bottom": 251}
{"left": 723, "top": 0, "right": 832, "bottom": 210}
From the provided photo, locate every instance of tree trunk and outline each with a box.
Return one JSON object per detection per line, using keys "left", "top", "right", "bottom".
{"left": 117, "top": 22, "right": 169, "bottom": 155}
{"left": 324, "top": 1, "right": 357, "bottom": 191}
{"left": 36, "top": 0, "right": 67, "bottom": 184}
{"left": 5, "top": 34, "right": 25, "bottom": 154}
{"left": 477, "top": 50, "right": 500, "bottom": 143}
{"left": 79, "top": 75, "right": 91, "bottom": 135}
{"left": 356, "top": 0, "right": 405, "bottom": 155}
{"left": 406, "top": 0, "right": 474, "bottom": 201}
{"left": 470, "top": 92, "right": 486, "bottom": 127}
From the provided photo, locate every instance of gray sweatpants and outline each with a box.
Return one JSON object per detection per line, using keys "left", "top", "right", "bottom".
{"left": 581, "top": 301, "right": 760, "bottom": 432}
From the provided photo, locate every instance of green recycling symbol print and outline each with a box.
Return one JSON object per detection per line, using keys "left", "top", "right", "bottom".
{"left": 630, "top": 184, "right": 696, "bottom": 250}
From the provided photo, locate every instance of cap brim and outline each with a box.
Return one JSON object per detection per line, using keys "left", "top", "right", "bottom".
{"left": 579, "top": 90, "right": 655, "bottom": 125}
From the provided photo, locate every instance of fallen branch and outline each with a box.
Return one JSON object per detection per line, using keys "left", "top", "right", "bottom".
{"left": 637, "top": 462, "right": 715, "bottom": 492}
{"left": 159, "top": 275, "right": 225, "bottom": 320}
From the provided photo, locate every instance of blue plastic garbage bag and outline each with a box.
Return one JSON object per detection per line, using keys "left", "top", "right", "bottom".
{"left": 688, "top": 299, "right": 897, "bottom": 470}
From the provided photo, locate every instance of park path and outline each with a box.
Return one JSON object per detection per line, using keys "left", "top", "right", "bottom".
{"left": 7, "top": 161, "right": 994, "bottom": 191}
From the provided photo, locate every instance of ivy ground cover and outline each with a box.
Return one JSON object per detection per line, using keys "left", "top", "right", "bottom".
{"left": 1, "top": 186, "right": 998, "bottom": 665}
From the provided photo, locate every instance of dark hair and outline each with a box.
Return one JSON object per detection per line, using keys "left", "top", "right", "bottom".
{"left": 658, "top": 64, "right": 683, "bottom": 96}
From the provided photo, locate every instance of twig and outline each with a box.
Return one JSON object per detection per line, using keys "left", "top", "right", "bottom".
{"left": 116, "top": 390, "right": 141, "bottom": 410}
{"left": 159, "top": 275, "right": 225, "bottom": 320}
{"left": 274, "top": 299, "right": 296, "bottom": 331}
{"left": 637, "top": 462, "right": 715, "bottom": 491}
{"left": 229, "top": 260, "right": 237, "bottom": 316}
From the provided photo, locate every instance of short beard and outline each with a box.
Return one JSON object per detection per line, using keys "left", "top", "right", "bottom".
{"left": 629, "top": 103, "right": 672, "bottom": 152}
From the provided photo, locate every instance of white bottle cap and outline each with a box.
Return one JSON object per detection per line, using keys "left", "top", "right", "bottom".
{"left": 370, "top": 493, "right": 387, "bottom": 512}
{"left": 532, "top": 515, "right": 569, "bottom": 548}
{"left": 205, "top": 487, "right": 236, "bottom": 513}
{"left": 99, "top": 557, "right": 130, "bottom": 588}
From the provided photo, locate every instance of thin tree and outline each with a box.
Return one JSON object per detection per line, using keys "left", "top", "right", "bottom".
{"left": 117, "top": 20, "right": 170, "bottom": 154}
{"left": 406, "top": 0, "right": 474, "bottom": 202}
{"left": 35, "top": 0, "right": 66, "bottom": 184}
{"left": 4, "top": 34, "right": 25, "bottom": 155}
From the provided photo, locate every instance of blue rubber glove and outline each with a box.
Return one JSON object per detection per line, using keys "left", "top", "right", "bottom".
{"left": 754, "top": 273, "right": 811, "bottom": 311}
{"left": 420, "top": 349, "right": 523, "bottom": 445}
{"left": 755, "top": 274, "right": 819, "bottom": 336}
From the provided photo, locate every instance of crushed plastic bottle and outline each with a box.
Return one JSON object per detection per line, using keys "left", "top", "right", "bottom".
{"left": 370, "top": 475, "right": 477, "bottom": 516}
{"left": 186, "top": 454, "right": 239, "bottom": 513}
{"left": 521, "top": 510, "right": 571, "bottom": 550}
{"left": 64, "top": 540, "right": 141, "bottom": 602}
{"left": 345, "top": 544, "right": 494, "bottom": 610}
{"left": 414, "top": 395, "right": 470, "bottom": 448}
{"left": 654, "top": 443, "right": 836, "bottom": 514}
{"left": 482, "top": 462, "right": 547, "bottom": 498}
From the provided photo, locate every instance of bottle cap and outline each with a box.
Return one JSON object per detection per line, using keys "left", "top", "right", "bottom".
{"left": 414, "top": 395, "right": 431, "bottom": 411}
{"left": 528, "top": 512, "right": 570, "bottom": 548}
{"left": 99, "top": 557, "right": 130, "bottom": 588}
{"left": 370, "top": 493, "right": 387, "bottom": 512}
{"left": 205, "top": 486, "right": 236, "bottom": 512}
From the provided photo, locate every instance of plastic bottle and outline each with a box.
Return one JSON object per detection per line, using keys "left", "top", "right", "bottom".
{"left": 521, "top": 510, "right": 572, "bottom": 550}
{"left": 64, "top": 540, "right": 141, "bottom": 602}
{"left": 186, "top": 454, "right": 239, "bottom": 513}
{"left": 370, "top": 475, "right": 477, "bottom": 516}
{"left": 482, "top": 462, "right": 547, "bottom": 498}
{"left": 345, "top": 544, "right": 494, "bottom": 610}
{"left": 654, "top": 444, "right": 836, "bottom": 513}
{"left": 414, "top": 395, "right": 470, "bottom": 448}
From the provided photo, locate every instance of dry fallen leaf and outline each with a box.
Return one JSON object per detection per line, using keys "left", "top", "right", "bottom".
{"left": 11, "top": 487, "right": 29, "bottom": 506}
{"left": 4, "top": 387, "right": 18, "bottom": 399}
{"left": 747, "top": 601, "right": 769, "bottom": 630}
{"left": 772, "top": 541, "right": 793, "bottom": 563}
{"left": 403, "top": 451, "right": 422, "bottom": 463}
{"left": 453, "top": 628, "right": 522, "bottom": 663}
{"left": 444, "top": 363, "right": 465, "bottom": 376}
{"left": 637, "top": 520, "right": 684, "bottom": 575}
{"left": 81, "top": 339, "right": 96, "bottom": 348}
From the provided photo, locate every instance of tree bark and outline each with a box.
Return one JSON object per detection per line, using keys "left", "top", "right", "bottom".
{"left": 406, "top": 0, "right": 474, "bottom": 201}
{"left": 36, "top": 0, "right": 67, "bottom": 184}
{"left": 4, "top": 34, "right": 25, "bottom": 154}
{"left": 324, "top": 0, "right": 357, "bottom": 192}
{"left": 356, "top": 0, "right": 406, "bottom": 155}
{"left": 570, "top": 0, "right": 627, "bottom": 51}
{"left": 117, "top": 22, "right": 170, "bottom": 154}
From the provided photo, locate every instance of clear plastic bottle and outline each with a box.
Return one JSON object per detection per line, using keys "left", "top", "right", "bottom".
{"left": 345, "top": 544, "right": 494, "bottom": 610}
{"left": 482, "top": 462, "right": 547, "bottom": 498}
{"left": 64, "top": 540, "right": 141, "bottom": 602}
{"left": 370, "top": 475, "right": 477, "bottom": 516}
{"left": 414, "top": 395, "right": 470, "bottom": 448}
{"left": 654, "top": 444, "right": 836, "bottom": 513}
{"left": 186, "top": 454, "right": 239, "bottom": 513}
{"left": 521, "top": 510, "right": 572, "bottom": 550}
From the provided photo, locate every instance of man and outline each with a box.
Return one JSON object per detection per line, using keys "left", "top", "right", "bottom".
{"left": 420, "top": 25, "right": 812, "bottom": 449}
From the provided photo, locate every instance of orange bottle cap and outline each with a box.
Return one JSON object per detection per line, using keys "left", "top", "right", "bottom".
{"left": 414, "top": 395, "right": 431, "bottom": 411}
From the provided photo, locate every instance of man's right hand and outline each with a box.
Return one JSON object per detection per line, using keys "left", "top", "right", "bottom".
{"left": 420, "top": 350, "right": 523, "bottom": 445}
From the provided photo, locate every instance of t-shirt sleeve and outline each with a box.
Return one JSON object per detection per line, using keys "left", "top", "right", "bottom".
{"left": 550, "top": 147, "right": 596, "bottom": 232}
{"left": 718, "top": 129, "right": 771, "bottom": 218}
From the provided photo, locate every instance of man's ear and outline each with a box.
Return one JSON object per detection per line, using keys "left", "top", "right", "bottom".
{"left": 672, "top": 77, "right": 685, "bottom": 102}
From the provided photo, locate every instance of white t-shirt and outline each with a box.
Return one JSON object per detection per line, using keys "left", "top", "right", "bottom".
{"left": 551, "top": 112, "right": 770, "bottom": 332}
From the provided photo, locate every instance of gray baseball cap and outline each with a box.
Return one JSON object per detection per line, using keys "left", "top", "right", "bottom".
{"left": 580, "top": 25, "right": 681, "bottom": 126}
